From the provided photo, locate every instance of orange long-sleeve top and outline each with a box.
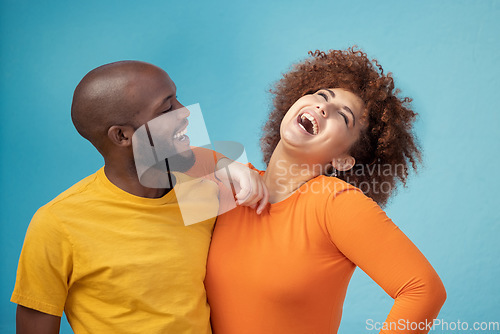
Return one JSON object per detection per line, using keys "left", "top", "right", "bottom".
{"left": 205, "top": 174, "right": 446, "bottom": 334}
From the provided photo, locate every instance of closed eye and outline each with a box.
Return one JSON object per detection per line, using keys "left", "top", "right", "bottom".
{"left": 162, "top": 105, "right": 173, "bottom": 113}
{"left": 162, "top": 95, "right": 178, "bottom": 113}
{"left": 339, "top": 111, "right": 349, "bottom": 126}
{"left": 318, "top": 92, "right": 328, "bottom": 101}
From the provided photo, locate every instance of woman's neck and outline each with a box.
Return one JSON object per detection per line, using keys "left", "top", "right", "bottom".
{"left": 263, "top": 141, "right": 323, "bottom": 203}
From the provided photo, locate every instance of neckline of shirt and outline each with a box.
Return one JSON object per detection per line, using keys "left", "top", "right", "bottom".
{"left": 267, "top": 175, "right": 328, "bottom": 213}
{"left": 96, "top": 167, "right": 178, "bottom": 205}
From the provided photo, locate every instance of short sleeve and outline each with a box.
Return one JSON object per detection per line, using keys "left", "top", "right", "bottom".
{"left": 186, "top": 147, "right": 221, "bottom": 179}
{"left": 11, "top": 206, "right": 73, "bottom": 316}
{"left": 326, "top": 190, "right": 446, "bottom": 333}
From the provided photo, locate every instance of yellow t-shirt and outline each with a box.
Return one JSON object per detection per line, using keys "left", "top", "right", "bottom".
{"left": 12, "top": 166, "right": 218, "bottom": 334}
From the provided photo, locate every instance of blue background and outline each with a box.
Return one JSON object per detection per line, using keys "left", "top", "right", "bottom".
{"left": 1, "top": 0, "right": 499, "bottom": 332}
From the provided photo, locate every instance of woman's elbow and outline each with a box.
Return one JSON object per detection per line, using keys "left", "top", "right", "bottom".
{"left": 424, "top": 271, "right": 447, "bottom": 310}
{"left": 400, "top": 269, "right": 447, "bottom": 312}
{"left": 433, "top": 276, "right": 447, "bottom": 307}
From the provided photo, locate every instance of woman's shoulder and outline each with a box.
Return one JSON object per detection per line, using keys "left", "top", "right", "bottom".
{"left": 300, "top": 175, "right": 385, "bottom": 216}
{"left": 301, "top": 175, "right": 361, "bottom": 198}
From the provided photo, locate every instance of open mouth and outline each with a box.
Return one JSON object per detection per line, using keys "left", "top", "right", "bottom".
{"left": 297, "top": 112, "right": 318, "bottom": 135}
{"left": 173, "top": 123, "right": 189, "bottom": 141}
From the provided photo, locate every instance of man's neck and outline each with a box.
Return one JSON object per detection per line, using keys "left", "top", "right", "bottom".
{"left": 104, "top": 161, "right": 173, "bottom": 199}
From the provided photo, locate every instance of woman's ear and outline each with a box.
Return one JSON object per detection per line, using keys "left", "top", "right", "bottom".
{"left": 108, "top": 125, "right": 135, "bottom": 147}
{"left": 331, "top": 156, "right": 355, "bottom": 172}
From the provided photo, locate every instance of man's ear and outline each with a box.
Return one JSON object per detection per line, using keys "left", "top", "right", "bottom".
{"left": 331, "top": 156, "right": 356, "bottom": 172}
{"left": 108, "top": 125, "right": 135, "bottom": 147}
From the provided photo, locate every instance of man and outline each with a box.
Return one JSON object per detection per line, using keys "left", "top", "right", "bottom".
{"left": 12, "top": 61, "right": 267, "bottom": 333}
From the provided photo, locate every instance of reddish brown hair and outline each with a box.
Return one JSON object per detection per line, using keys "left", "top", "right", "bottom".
{"left": 261, "top": 47, "right": 421, "bottom": 207}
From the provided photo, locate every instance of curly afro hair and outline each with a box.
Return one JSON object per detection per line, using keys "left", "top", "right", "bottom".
{"left": 261, "top": 47, "right": 421, "bottom": 207}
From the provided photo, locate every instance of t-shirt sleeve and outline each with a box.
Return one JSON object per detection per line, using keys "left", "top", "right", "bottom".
{"left": 11, "top": 206, "right": 73, "bottom": 317}
{"left": 185, "top": 147, "right": 238, "bottom": 216}
{"left": 186, "top": 147, "right": 223, "bottom": 179}
{"left": 326, "top": 190, "right": 446, "bottom": 334}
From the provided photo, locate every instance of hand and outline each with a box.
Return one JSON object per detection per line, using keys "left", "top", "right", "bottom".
{"left": 215, "top": 158, "right": 269, "bottom": 214}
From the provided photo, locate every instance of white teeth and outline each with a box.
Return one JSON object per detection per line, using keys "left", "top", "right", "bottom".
{"left": 300, "top": 113, "right": 318, "bottom": 135}
{"left": 173, "top": 127, "right": 187, "bottom": 139}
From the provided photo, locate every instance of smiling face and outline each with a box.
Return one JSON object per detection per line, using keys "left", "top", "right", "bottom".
{"left": 279, "top": 88, "right": 365, "bottom": 170}
{"left": 129, "top": 65, "right": 195, "bottom": 174}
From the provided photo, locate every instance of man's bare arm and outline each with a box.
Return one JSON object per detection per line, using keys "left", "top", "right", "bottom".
{"left": 16, "top": 305, "right": 61, "bottom": 334}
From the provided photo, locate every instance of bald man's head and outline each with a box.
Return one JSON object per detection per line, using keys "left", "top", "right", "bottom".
{"left": 71, "top": 61, "right": 173, "bottom": 154}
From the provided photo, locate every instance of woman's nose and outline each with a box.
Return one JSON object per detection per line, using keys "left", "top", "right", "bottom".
{"left": 316, "top": 104, "right": 328, "bottom": 118}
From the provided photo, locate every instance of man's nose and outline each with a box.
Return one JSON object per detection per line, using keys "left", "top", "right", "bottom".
{"left": 175, "top": 103, "right": 190, "bottom": 119}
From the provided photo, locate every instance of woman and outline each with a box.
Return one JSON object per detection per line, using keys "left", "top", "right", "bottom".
{"left": 205, "top": 48, "right": 446, "bottom": 334}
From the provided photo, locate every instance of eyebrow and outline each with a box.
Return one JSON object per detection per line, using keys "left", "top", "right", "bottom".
{"left": 155, "top": 94, "right": 175, "bottom": 111}
{"left": 325, "top": 89, "right": 336, "bottom": 98}
{"left": 343, "top": 106, "right": 356, "bottom": 127}
{"left": 161, "top": 94, "right": 174, "bottom": 106}
{"left": 323, "top": 89, "right": 356, "bottom": 127}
